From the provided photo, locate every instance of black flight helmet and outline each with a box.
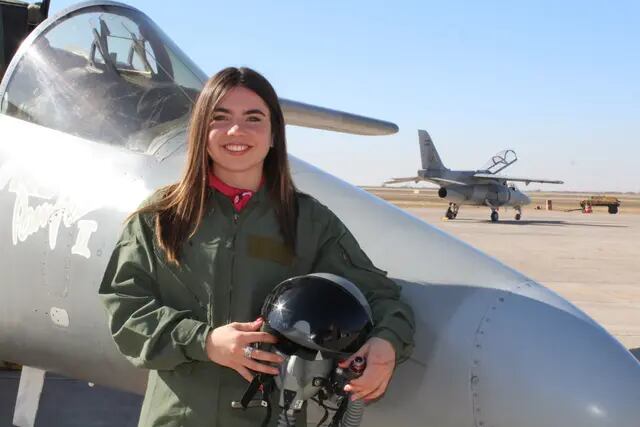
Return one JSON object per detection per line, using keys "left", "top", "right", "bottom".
{"left": 261, "top": 273, "right": 373, "bottom": 360}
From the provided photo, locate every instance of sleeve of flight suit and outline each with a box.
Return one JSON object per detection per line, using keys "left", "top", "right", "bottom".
{"left": 311, "top": 205, "right": 415, "bottom": 364}
{"left": 99, "top": 211, "right": 212, "bottom": 371}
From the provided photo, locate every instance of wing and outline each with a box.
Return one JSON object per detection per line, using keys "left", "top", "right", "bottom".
{"left": 384, "top": 176, "right": 421, "bottom": 184}
{"left": 384, "top": 176, "right": 468, "bottom": 186}
{"left": 429, "top": 177, "right": 469, "bottom": 186}
{"left": 280, "top": 99, "right": 398, "bottom": 135}
{"left": 473, "top": 173, "right": 564, "bottom": 185}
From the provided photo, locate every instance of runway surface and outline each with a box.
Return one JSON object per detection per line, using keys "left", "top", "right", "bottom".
{"left": 0, "top": 371, "right": 141, "bottom": 426}
{"left": 404, "top": 205, "right": 640, "bottom": 350}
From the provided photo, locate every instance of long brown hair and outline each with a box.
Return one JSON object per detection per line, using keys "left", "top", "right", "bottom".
{"left": 132, "top": 67, "right": 298, "bottom": 266}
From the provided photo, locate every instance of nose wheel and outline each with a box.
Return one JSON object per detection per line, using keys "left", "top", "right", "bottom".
{"left": 490, "top": 209, "right": 499, "bottom": 222}
{"left": 445, "top": 203, "right": 459, "bottom": 219}
{"left": 515, "top": 207, "right": 522, "bottom": 221}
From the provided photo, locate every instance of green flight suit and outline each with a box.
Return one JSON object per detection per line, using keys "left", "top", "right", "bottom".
{"left": 99, "top": 186, "right": 415, "bottom": 427}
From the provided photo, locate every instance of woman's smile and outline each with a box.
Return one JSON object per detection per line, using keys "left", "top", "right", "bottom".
{"left": 223, "top": 143, "right": 252, "bottom": 154}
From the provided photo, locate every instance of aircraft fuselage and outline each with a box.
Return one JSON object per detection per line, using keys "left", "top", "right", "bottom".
{"left": 437, "top": 182, "right": 531, "bottom": 208}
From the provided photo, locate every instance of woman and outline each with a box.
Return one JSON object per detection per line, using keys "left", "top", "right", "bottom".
{"left": 99, "top": 67, "right": 415, "bottom": 427}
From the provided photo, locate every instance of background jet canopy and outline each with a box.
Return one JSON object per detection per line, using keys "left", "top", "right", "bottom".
{"left": 0, "top": 4, "right": 208, "bottom": 152}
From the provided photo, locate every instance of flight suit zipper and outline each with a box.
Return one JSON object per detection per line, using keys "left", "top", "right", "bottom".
{"left": 226, "top": 213, "right": 240, "bottom": 324}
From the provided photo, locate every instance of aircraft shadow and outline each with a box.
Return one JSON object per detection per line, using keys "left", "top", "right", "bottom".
{"left": 446, "top": 219, "right": 628, "bottom": 228}
{"left": 631, "top": 347, "right": 640, "bottom": 362}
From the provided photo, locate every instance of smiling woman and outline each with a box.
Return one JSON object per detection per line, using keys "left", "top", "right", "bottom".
{"left": 207, "top": 86, "right": 274, "bottom": 192}
{"left": 98, "top": 67, "right": 415, "bottom": 427}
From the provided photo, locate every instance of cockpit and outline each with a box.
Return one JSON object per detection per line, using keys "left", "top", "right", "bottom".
{"left": 0, "top": 3, "right": 208, "bottom": 153}
{"left": 480, "top": 149, "right": 518, "bottom": 175}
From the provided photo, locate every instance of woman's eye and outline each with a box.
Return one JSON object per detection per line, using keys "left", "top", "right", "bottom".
{"left": 212, "top": 115, "right": 228, "bottom": 121}
{"left": 247, "top": 116, "right": 261, "bottom": 122}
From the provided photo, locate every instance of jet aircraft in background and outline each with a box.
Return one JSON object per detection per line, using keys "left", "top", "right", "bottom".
{"left": 386, "top": 130, "right": 564, "bottom": 221}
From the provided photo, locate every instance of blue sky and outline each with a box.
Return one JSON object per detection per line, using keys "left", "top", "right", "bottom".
{"left": 52, "top": 1, "right": 640, "bottom": 192}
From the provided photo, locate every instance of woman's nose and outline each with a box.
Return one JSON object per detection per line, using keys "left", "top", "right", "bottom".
{"left": 227, "top": 123, "right": 247, "bottom": 135}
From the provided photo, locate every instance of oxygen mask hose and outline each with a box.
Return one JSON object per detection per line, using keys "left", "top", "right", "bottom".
{"left": 341, "top": 399, "right": 365, "bottom": 427}
{"left": 329, "top": 356, "right": 367, "bottom": 427}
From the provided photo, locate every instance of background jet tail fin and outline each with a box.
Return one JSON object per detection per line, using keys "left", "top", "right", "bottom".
{"left": 418, "top": 129, "right": 446, "bottom": 171}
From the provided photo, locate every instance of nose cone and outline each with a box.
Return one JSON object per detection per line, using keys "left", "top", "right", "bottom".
{"left": 474, "top": 283, "right": 640, "bottom": 427}
{"left": 515, "top": 191, "right": 531, "bottom": 206}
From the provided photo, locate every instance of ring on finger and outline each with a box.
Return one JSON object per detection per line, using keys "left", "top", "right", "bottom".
{"left": 243, "top": 345, "right": 255, "bottom": 359}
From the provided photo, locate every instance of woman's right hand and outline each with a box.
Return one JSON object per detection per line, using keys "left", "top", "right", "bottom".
{"left": 205, "top": 318, "right": 284, "bottom": 382}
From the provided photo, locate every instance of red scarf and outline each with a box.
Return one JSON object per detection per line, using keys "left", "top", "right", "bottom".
{"left": 208, "top": 172, "right": 263, "bottom": 212}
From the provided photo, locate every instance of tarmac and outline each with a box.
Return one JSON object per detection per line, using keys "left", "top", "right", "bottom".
{"left": 0, "top": 371, "right": 142, "bottom": 426}
{"left": 405, "top": 204, "right": 640, "bottom": 351}
{"left": 1, "top": 194, "right": 638, "bottom": 426}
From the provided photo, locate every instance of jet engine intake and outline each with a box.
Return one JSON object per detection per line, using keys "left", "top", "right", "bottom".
{"left": 440, "top": 185, "right": 471, "bottom": 203}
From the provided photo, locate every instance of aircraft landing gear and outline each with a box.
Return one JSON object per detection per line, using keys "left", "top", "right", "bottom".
{"left": 445, "top": 203, "right": 459, "bottom": 219}
{"left": 515, "top": 207, "right": 522, "bottom": 221}
{"left": 490, "top": 209, "right": 499, "bottom": 222}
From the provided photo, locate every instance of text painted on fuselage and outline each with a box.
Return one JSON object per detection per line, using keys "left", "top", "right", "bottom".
{"left": 1, "top": 163, "right": 98, "bottom": 258}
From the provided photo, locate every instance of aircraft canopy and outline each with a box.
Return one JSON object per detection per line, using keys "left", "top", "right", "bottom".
{"left": 479, "top": 149, "right": 517, "bottom": 174}
{"left": 0, "top": 3, "right": 207, "bottom": 152}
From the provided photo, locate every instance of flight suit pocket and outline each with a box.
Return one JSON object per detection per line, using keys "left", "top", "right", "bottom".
{"left": 247, "top": 235, "right": 295, "bottom": 266}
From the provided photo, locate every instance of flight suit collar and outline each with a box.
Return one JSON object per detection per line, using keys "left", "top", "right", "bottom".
{"left": 207, "top": 182, "right": 270, "bottom": 219}
{"left": 208, "top": 173, "right": 266, "bottom": 212}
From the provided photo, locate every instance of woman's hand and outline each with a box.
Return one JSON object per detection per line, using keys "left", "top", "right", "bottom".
{"left": 340, "top": 337, "right": 396, "bottom": 402}
{"left": 205, "top": 318, "right": 284, "bottom": 382}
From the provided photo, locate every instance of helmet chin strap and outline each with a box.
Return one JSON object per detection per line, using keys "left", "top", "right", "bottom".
{"left": 234, "top": 348, "right": 367, "bottom": 427}
{"left": 234, "top": 349, "right": 333, "bottom": 426}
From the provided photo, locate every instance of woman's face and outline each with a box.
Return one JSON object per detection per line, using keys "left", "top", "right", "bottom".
{"left": 207, "top": 86, "right": 272, "bottom": 180}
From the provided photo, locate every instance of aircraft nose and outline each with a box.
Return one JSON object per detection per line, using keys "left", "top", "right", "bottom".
{"left": 473, "top": 283, "right": 640, "bottom": 427}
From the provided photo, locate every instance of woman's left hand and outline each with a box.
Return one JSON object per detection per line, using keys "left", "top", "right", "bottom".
{"left": 340, "top": 337, "right": 396, "bottom": 402}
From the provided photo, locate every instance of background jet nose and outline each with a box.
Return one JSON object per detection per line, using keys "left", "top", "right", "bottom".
{"left": 474, "top": 283, "right": 640, "bottom": 427}
{"left": 513, "top": 191, "right": 530, "bottom": 205}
